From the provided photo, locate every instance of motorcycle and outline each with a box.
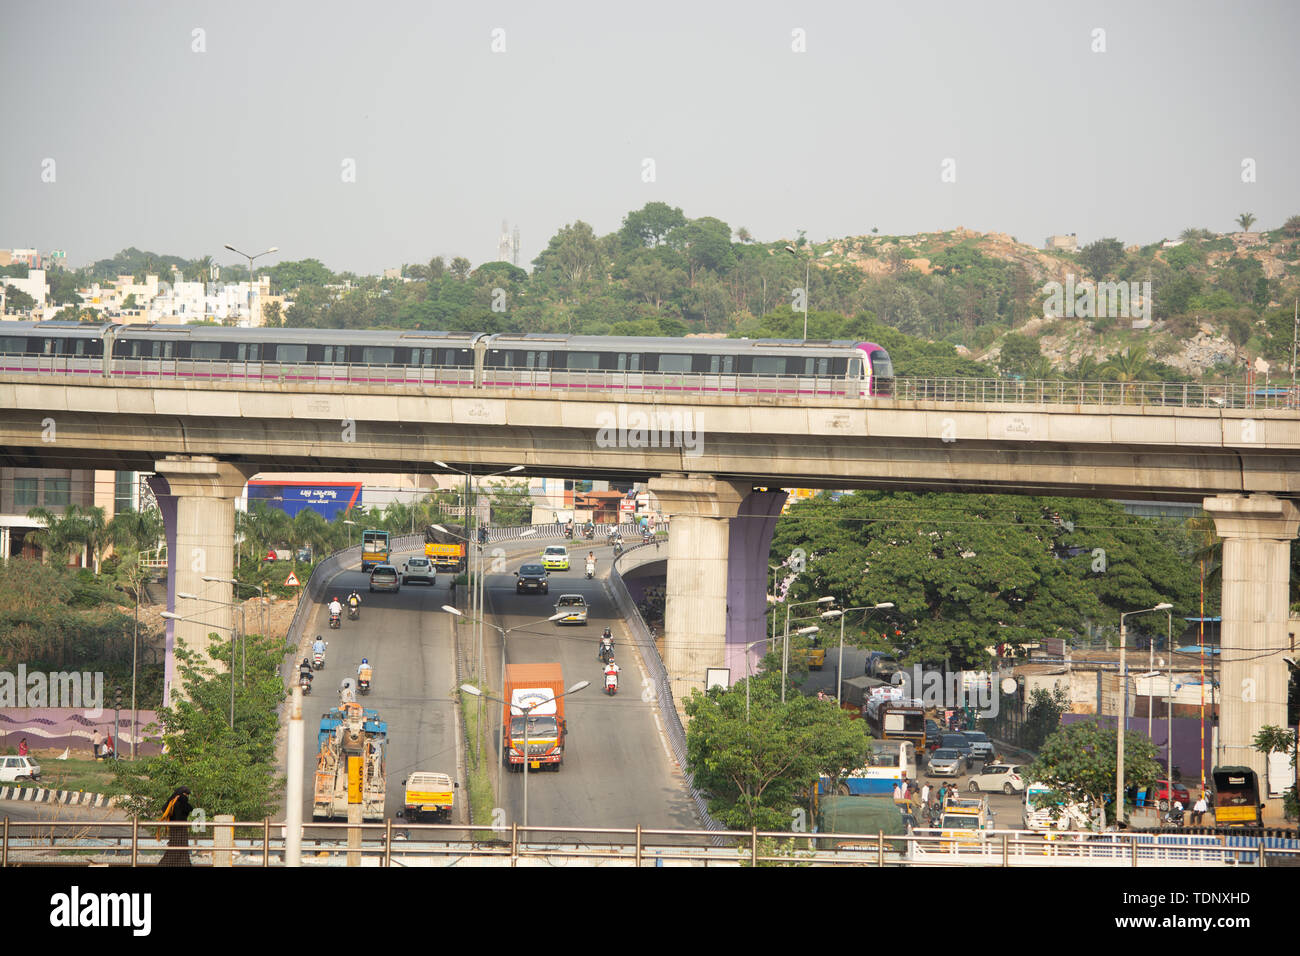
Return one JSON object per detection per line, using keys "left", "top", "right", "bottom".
{"left": 1163, "top": 806, "right": 1185, "bottom": 827}
{"left": 348, "top": 600, "right": 360, "bottom": 621}
{"left": 613, "top": 542, "right": 623, "bottom": 558}
{"left": 585, "top": 561, "right": 595, "bottom": 580}
{"left": 583, "top": 527, "right": 595, "bottom": 540}
{"left": 598, "top": 642, "right": 614, "bottom": 664}
{"left": 299, "top": 673, "right": 313, "bottom": 695}
{"left": 359, "top": 677, "right": 371, "bottom": 695}
{"left": 563, "top": 526, "right": 574, "bottom": 540}
{"left": 329, "top": 610, "right": 341, "bottom": 630}
{"left": 312, "top": 648, "right": 326, "bottom": 670}
{"left": 604, "top": 671, "right": 618, "bottom": 696}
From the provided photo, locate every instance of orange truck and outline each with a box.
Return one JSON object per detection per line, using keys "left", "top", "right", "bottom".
{"left": 503, "top": 662, "right": 567, "bottom": 772}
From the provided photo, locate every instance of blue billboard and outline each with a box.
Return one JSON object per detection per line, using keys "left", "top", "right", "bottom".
{"left": 247, "top": 481, "right": 363, "bottom": 520}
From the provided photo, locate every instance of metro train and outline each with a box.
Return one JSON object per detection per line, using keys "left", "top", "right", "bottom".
{"left": 0, "top": 321, "right": 895, "bottom": 397}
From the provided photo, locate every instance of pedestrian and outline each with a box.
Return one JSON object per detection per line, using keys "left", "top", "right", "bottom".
{"left": 893, "top": 782, "right": 902, "bottom": 801}
{"left": 17, "top": 738, "right": 28, "bottom": 757}
{"left": 92, "top": 729, "right": 103, "bottom": 760}
{"left": 920, "top": 783, "right": 930, "bottom": 807}
{"left": 158, "top": 786, "right": 193, "bottom": 867}
{"left": 1192, "top": 792, "right": 1209, "bottom": 826}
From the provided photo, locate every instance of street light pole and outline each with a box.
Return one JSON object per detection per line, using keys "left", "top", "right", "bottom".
{"left": 161, "top": 611, "right": 237, "bottom": 728}
{"left": 1117, "top": 602, "right": 1173, "bottom": 825}
{"left": 783, "top": 596, "right": 835, "bottom": 703}
{"left": 223, "top": 243, "right": 278, "bottom": 327}
{"left": 822, "top": 603, "right": 895, "bottom": 707}
{"left": 785, "top": 244, "right": 811, "bottom": 341}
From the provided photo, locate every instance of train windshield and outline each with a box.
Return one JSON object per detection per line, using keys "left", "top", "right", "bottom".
{"left": 870, "top": 349, "right": 894, "bottom": 379}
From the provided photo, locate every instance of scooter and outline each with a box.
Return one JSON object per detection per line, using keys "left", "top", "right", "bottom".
{"left": 329, "top": 610, "right": 341, "bottom": 629}
{"left": 563, "top": 526, "right": 574, "bottom": 540}
{"left": 585, "top": 561, "right": 595, "bottom": 580}
{"left": 359, "top": 677, "right": 371, "bottom": 695}
{"left": 1162, "top": 806, "right": 1185, "bottom": 827}
{"left": 598, "top": 642, "right": 614, "bottom": 664}
{"left": 348, "top": 601, "right": 360, "bottom": 621}
{"left": 613, "top": 542, "right": 623, "bottom": 558}
{"left": 313, "top": 647, "right": 326, "bottom": 670}
{"left": 299, "top": 673, "right": 313, "bottom": 695}
{"left": 604, "top": 671, "right": 618, "bottom": 696}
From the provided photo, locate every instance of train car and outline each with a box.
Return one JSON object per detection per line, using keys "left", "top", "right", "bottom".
{"left": 109, "top": 325, "right": 482, "bottom": 385}
{"left": 479, "top": 333, "right": 894, "bottom": 398}
{"left": 0, "top": 321, "right": 114, "bottom": 375}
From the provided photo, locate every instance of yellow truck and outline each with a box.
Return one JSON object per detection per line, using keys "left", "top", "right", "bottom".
{"left": 402, "top": 771, "right": 457, "bottom": 822}
{"left": 423, "top": 526, "right": 467, "bottom": 572}
{"left": 937, "top": 794, "right": 993, "bottom": 849}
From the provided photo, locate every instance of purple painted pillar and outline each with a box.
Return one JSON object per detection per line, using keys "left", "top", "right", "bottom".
{"left": 146, "top": 475, "right": 178, "bottom": 709}
{"left": 725, "top": 490, "right": 788, "bottom": 681}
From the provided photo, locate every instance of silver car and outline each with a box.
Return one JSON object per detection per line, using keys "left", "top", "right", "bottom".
{"left": 927, "top": 748, "right": 965, "bottom": 777}
{"left": 553, "top": 594, "right": 588, "bottom": 625}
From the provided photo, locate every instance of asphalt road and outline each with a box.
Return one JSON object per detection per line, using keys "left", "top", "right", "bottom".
{"left": 297, "top": 541, "right": 699, "bottom": 840}
{"left": 299, "top": 551, "right": 461, "bottom": 830}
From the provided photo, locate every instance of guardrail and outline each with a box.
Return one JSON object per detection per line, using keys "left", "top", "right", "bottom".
{"left": 609, "top": 539, "right": 725, "bottom": 842}
{"left": 9, "top": 356, "right": 1297, "bottom": 410}
{"left": 4, "top": 819, "right": 1295, "bottom": 867}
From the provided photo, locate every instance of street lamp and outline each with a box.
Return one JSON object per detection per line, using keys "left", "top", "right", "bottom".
{"left": 114, "top": 584, "right": 141, "bottom": 760}
{"left": 783, "top": 596, "right": 835, "bottom": 703}
{"left": 443, "top": 606, "right": 563, "bottom": 764}
{"left": 1117, "top": 602, "right": 1173, "bottom": 825}
{"left": 223, "top": 243, "right": 278, "bottom": 327}
{"left": 784, "top": 244, "right": 811, "bottom": 341}
{"left": 821, "top": 602, "right": 895, "bottom": 706}
{"left": 203, "top": 574, "right": 267, "bottom": 654}
{"left": 1148, "top": 606, "right": 1173, "bottom": 738}
{"left": 462, "top": 679, "right": 588, "bottom": 828}
{"left": 161, "top": 610, "right": 239, "bottom": 728}
{"left": 342, "top": 519, "right": 356, "bottom": 549}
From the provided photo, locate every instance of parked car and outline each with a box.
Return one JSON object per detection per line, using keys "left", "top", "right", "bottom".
{"left": 542, "top": 545, "right": 570, "bottom": 571}
{"left": 0, "top": 755, "right": 41, "bottom": 782}
{"left": 960, "top": 730, "right": 996, "bottom": 765}
{"left": 369, "top": 564, "right": 400, "bottom": 593}
{"left": 401, "top": 555, "right": 436, "bottom": 586}
{"left": 515, "top": 563, "right": 550, "bottom": 594}
{"left": 927, "top": 749, "right": 965, "bottom": 777}
{"left": 967, "top": 763, "right": 1026, "bottom": 795}
{"left": 1135, "top": 778, "right": 1191, "bottom": 811}
{"left": 553, "top": 593, "right": 588, "bottom": 625}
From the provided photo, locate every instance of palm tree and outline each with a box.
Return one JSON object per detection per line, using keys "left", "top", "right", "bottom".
{"left": 25, "top": 506, "right": 82, "bottom": 566}
{"left": 1235, "top": 213, "right": 1257, "bottom": 233}
{"left": 1103, "top": 345, "right": 1156, "bottom": 404}
{"left": 70, "top": 504, "right": 109, "bottom": 574}
{"left": 1073, "top": 354, "right": 1102, "bottom": 381}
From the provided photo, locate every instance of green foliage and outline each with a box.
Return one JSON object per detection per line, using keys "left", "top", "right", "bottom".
{"left": 3, "top": 284, "right": 36, "bottom": 311}
{"left": 108, "top": 632, "right": 288, "bottom": 821}
{"left": 267, "top": 258, "right": 335, "bottom": 293}
{"left": 1026, "top": 720, "right": 1160, "bottom": 824}
{"left": 684, "top": 670, "right": 869, "bottom": 830}
{"left": 1023, "top": 686, "right": 1070, "bottom": 751}
{"left": 1079, "top": 238, "right": 1126, "bottom": 279}
{"left": 998, "top": 333, "right": 1042, "bottom": 376}
{"left": 770, "top": 492, "right": 1197, "bottom": 668}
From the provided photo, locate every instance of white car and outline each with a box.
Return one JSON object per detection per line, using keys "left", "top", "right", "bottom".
{"left": 553, "top": 594, "right": 589, "bottom": 625}
{"left": 967, "top": 763, "right": 1026, "bottom": 795}
{"left": 0, "top": 755, "right": 41, "bottom": 782}
{"left": 402, "top": 555, "right": 436, "bottom": 586}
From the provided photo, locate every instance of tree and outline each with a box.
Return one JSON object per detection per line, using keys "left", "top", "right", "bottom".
{"left": 1079, "top": 238, "right": 1125, "bottom": 280}
{"left": 3, "top": 284, "right": 36, "bottom": 312}
{"left": 1235, "top": 213, "right": 1257, "bottom": 233}
{"left": 25, "top": 506, "right": 86, "bottom": 567}
{"left": 997, "top": 333, "right": 1042, "bottom": 376}
{"left": 108, "top": 632, "right": 288, "bottom": 821}
{"left": 684, "top": 670, "right": 869, "bottom": 830}
{"left": 1103, "top": 345, "right": 1155, "bottom": 385}
{"left": 620, "top": 201, "right": 686, "bottom": 248}
{"left": 1025, "top": 720, "right": 1160, "bottom": 825}
{"left": 267, "top": 258, "right": 334, "bottom": 293}
{"left": 1023, "top": 685, "right": 1070, "bottom": 751}
{"left": 261, "top": 300, "right": 283, "bottom": 328}
{"left": 1281, "top": 215, "right": 1300, "bottom": 239}
{"left": 487, "top": 482, "right": 533, "bottom": 526}
{"left": 449, "top": 257, "right": 472, "bottom": 280}
{"left": 1253, "top": 725, "right": 1297, "bottom": 821}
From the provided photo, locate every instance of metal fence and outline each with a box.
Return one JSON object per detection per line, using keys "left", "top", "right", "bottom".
{"left": 5, "top": 818, "right": 1295, "bottom": 868}
{"left": 893, "top": 377, "right": 1300, "bottom": 409}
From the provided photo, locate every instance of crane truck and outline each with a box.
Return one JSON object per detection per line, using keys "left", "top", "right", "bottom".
{"left": 313, "top": 700, "right": 388, "bottom": 821}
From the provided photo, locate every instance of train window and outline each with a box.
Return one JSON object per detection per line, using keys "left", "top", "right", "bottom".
{"left": 566, "top": 352, "right": 601, "bottom": 370}
{"left": 525, "top": 351, "right": 549, "bottom": 370}
{"left": 617, "top": 353, "right": 627, "bottom": 371}
{"left": 43, "top": 338, "right": 61, "bottom": 355}
{"left": 322, "top": 346, "right": 344, "bottom": 364}
{"left": 848, "top": 358, "right": 863, "bottom": 378}
{"left": 706, "top": 355, "right": 735, "bottom": 374}
{"left": 237, "top": 343, "right": 262, "bottom": 361}
{"left": 192, "top": 342, "right": 222, "bottom": 360}
{"left": 362, "top": 346, "right": 394, "bottom": 365}
{"left": 0, "top": 337, "right": 27, "bottom": 354}
{"left": 658, "top": 354, "right": 691, "bottom": 374}
{"left": 411, "top": 348, "right": 432, "bottom": 366}
{"left": 709, "top": 355, "right": 719, "bottom": 374}
{"left": 871, "top": 350, "right": 894, "bottom": 378}
{"left": 276, "top": 344, "right": 308, "bottom": 363}
{"left": 752, "top": 356, "right": 785, "bottom": 375}
{"left": 73, "top": 340, "right": 87, "bottom": 356}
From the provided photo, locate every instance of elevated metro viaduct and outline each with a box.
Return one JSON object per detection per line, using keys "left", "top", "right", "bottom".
{"left": 3, "top": 374, "right": 1299, "bottom": 815}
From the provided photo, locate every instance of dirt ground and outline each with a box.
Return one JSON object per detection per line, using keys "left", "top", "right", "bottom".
{"left": 131, "top": 594, "right": 300, "bottom": 645}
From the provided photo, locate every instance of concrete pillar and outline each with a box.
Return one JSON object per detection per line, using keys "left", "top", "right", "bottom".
{"left": 726, "top": 491, "right": 788, "bottom": 679}
{"left": 1202, "top": 494, "right": 1300, "bottom": 821}
{"left": 152, "top": 456, "right": 255, "bottom": 708}
{"left": 648, "top": 475, "right": 747, "bottom": 708}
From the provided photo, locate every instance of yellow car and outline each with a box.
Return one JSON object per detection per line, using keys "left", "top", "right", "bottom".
{"left": 542, "top": 545, "right": 570, "bottom": 571}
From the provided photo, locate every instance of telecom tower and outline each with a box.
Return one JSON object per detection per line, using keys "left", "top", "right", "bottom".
{"left": 498, "top": 220, "right": 511, "bottom": 262}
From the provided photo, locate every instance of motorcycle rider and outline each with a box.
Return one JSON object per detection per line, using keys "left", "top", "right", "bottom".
{"left": 603, "top": 656, "right": 621, "bottom": 690}
{"left": 358, "top": 658, "right": 373, "bottom": 682}
{"left": 312, "top": 635, "right": 327, "bottom": 661}
{"left": 347, "top": 590, "right": 361, "bottom": 612}
{"left": 586, "top": 551, "right": 596, "bottom": 571}
{"left": 599, "top": 628, "right": 614, "bottom": 660}
{"left": 328, "top": 595, "right": 343, "bottom": 619}
{"left": 298, "top": 658, "right": 314, "bottom": 685}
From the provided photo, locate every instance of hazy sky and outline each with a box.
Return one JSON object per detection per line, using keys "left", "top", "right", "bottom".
{"left": 3, "top": 0, "right": 1297, "bottom": 275}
